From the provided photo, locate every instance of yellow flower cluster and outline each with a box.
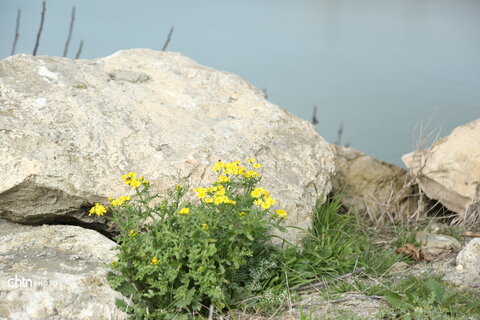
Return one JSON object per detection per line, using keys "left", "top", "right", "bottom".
{"left": 178, "top": 207, "right": 190, "bottom": 215}
{"left": 212, "top": 160, "right": 245, "bottom": 175}
{"left": 275, "top": 209, "right": 287, "bottom": 220}
{"left": 212, "top": 159, "right": 261, "bottom": 179}
{"left": 201, "top": 223, "right": 209, "bottom": 231}
{"left": 244, "top": 170, "right": 260, "bottom": 179}
{"left": 151, "top": 257, "right": 159, "bottom": 265}
{"left": 128, "top": 229, "right": 137, "bottom": 237}
{"left": 121, "top": 172, "right": 149, "bottom": 189}
{"left": 89, "top": 203, "right": 107, "bottom": 216}
{"left": 109, "top": 195, "right": 131, "bottom": 207}
{"left": 193, "top": 185, "right": 236, "bottom": 205}
{"left": 251, "top": 187, "right": 276, "bottom": 210}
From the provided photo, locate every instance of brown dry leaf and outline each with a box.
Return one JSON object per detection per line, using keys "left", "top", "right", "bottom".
{"left": 396, "top": 243, "right": 424, "bottom": 261}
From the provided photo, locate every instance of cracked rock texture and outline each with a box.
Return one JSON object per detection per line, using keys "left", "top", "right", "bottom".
{"left": 0, "top": 49, "right": 334, "bottom": 242}
{"left": 0, "top": 220, "right": 126, "bottom": 320}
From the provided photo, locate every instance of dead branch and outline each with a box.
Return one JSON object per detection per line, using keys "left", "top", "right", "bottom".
{"left": 33, "top": 1, "right": 46, "bottom": 56}
{"left": 312, "top": 105, "right": 318, "bottom": 125}
{"left": 11, "top": 9, "right": 21, "bottom": 55}
{"left": 335, "top": 122, "right": 344, "bottom": 145}
{"left": 462, "top": 232, "right": 480, "bottom": 238}
{"left": 75, "top": 40, "right": 84, "bottom": 59}
{"left": 63, "top": 6, "right": 76, "bottom": 57}
{"left": 162, "top": 26, "right": 174, "bottom": 51}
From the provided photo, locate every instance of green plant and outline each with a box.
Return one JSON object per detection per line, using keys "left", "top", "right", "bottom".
{"left": 370, "top": 275, "right": 480, "bottom": 319}
{"left": 242, "top": 195, "right": 402, "bottom": 310}
{"left": 90, "top": 159, "right": 288, "bottom": 319}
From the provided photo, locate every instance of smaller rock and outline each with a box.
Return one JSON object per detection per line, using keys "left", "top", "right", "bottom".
{"left": 331, "top": 145, "right": 418, "bottom": 223}
{"left": 456, "top": 238, "right": 480, "bottom": 276}
{"left": 415, "top": 231, "right": 461, "bottom": 260}
{"left": 0, "top": 220, "right": 126, "bottom": 320}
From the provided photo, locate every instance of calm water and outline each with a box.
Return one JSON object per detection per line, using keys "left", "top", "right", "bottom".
{"left": 1, "top": 0, "right": 479, "bottom": 165}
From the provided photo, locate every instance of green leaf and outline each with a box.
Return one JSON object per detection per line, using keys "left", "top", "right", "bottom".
{"left": 424, "top": 278, "right": 446, "bottom": 303}
{"left": 114, "top": 298, "right": 128, "bottom": 311}
{"left": 384, "top": 292, "right": 413, "bottom": 310}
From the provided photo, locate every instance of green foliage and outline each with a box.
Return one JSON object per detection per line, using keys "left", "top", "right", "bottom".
{"left": 102, "top": 160, "right": 288, "bottom": 319}
{"left": 233, "top": 194, "right": 402, "bottom": 313}
{"left": 369, "top": 274, "right": 480, "bottom": 319}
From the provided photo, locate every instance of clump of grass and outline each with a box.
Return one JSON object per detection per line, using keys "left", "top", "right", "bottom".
{"left": 368, "top": 274, "right": 480, "bottom": 319}
{"left": 231, "top": 194, "right": 403, "bottom": 313}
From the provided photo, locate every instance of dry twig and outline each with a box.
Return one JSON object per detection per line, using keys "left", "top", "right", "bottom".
{"left": 162, "top": 27, "right": 174, "bottom": 51}
{"left": 63, "top": 6, "right": 76, "bottom": 57}
{"left": 11, "top": 9, "right": 21, "bottom": 55}
{"left": 33, "top": 1, "right": 46, "bottom": 56}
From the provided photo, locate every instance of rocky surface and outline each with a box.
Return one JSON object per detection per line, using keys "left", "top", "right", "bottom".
{"left": 402, "top": 119, "right": 480, "bottom": 223}
{"left": 0, "top": 49, "right": 335, "bottom": 243}
{"left": 0, "top": 219, "right": 125, "bottom": 320}
{"left": 457, "top": 238, "right": 480, "bottom": 277}
{"left": 331, "top": 145, "right": 418, "bottom": 223}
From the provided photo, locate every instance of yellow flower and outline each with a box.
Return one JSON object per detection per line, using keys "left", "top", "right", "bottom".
{"left": 224, "top": 161, "right": 245, "bottom": 175}
{"left": 128, "top": 229, "right": 137, "bottom": 237}
{"left": 216, "top": 175, "right": 230, "bottom": 183}
{"left": 253, "top": 163, "right": 261, "bottom": 169}
{"left": 151, "top": 257, "right": 159, "bottom": 265}
{"left": 201, "top": 224, "right": 208, "bottom": 231}
{"left": 215, "top": 185, "right": 226, "bottom": 196}
{"left": 212, "top": 195, "right": 236, "bottom": 205}
{"left": 239, "top": 211, "right": 247, "bottom": 217}
{"left": 194, "top": 187, "right": 208, "bottom": 199}
{"left": 212, "top": 161, "right": 225, "bottom": 172}
{"left": 110, "top": 195, "right": 131, "bottom": 207}
{"left": 204, "top": 197, "right": 214, "bottom": 203}
{"left": 254, "top": 196, "right": 276, "bottom": 210}
{"left": 275, "top": 209, "right": 287, "bottom": 219}
{"left": 89, "top": 203, "right": 107, "bottom": 216}
{"left": 247, "top": 158, "right": 256, "bottom": 163}
{"left": 121, "top": 172, "right": 137, "bottom": 182}
{"left": 129, "top": 179, "right": 142, "bottom": 189}
{"left": 244, "top": 170, "right": 260, "bottom": 179}
{"left": 263, "top": 196, "right": 276, "bottom": 209}
{"left": 251, "top": 187, "right": 269, "bottom": 198}
{"left": 213, "top": 195, "right": 227, "bottom": 205}
{"left": 178, "top": 207, "right": 190, "bottom": 215}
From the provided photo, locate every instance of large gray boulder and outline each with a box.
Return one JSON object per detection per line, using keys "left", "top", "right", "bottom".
{"left": 0, "top": 220, "right": 125, "bottom": 320}
{"left": 0, "top": 49, "right": 335, "bottom": 242}
{"left": 331, "top": 145, "right": 418, "bottom": 223}
{"left": 402, "top": 119, "right": 480, "bottom": 223}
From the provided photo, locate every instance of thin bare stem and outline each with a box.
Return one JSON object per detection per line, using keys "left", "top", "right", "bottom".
{"left": 312, "top": 105, "right": 318, "bottom": 125}
{"left": 11, "top": 9, "right": 21, "bottom": 55}
{"left": 33, "top": 1, "right": 46, "bottom": 56}
{"left": 75, "top": 40, "right": 84, "bottom": 59}
{"left": 63, "top": 6, "right": 76, "bottom": 57}
{"left": 336, "top": 122, "right": 344, "bottom": 145}
{"left": 162, "top": 26, "right": 174, "bottom": 51}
